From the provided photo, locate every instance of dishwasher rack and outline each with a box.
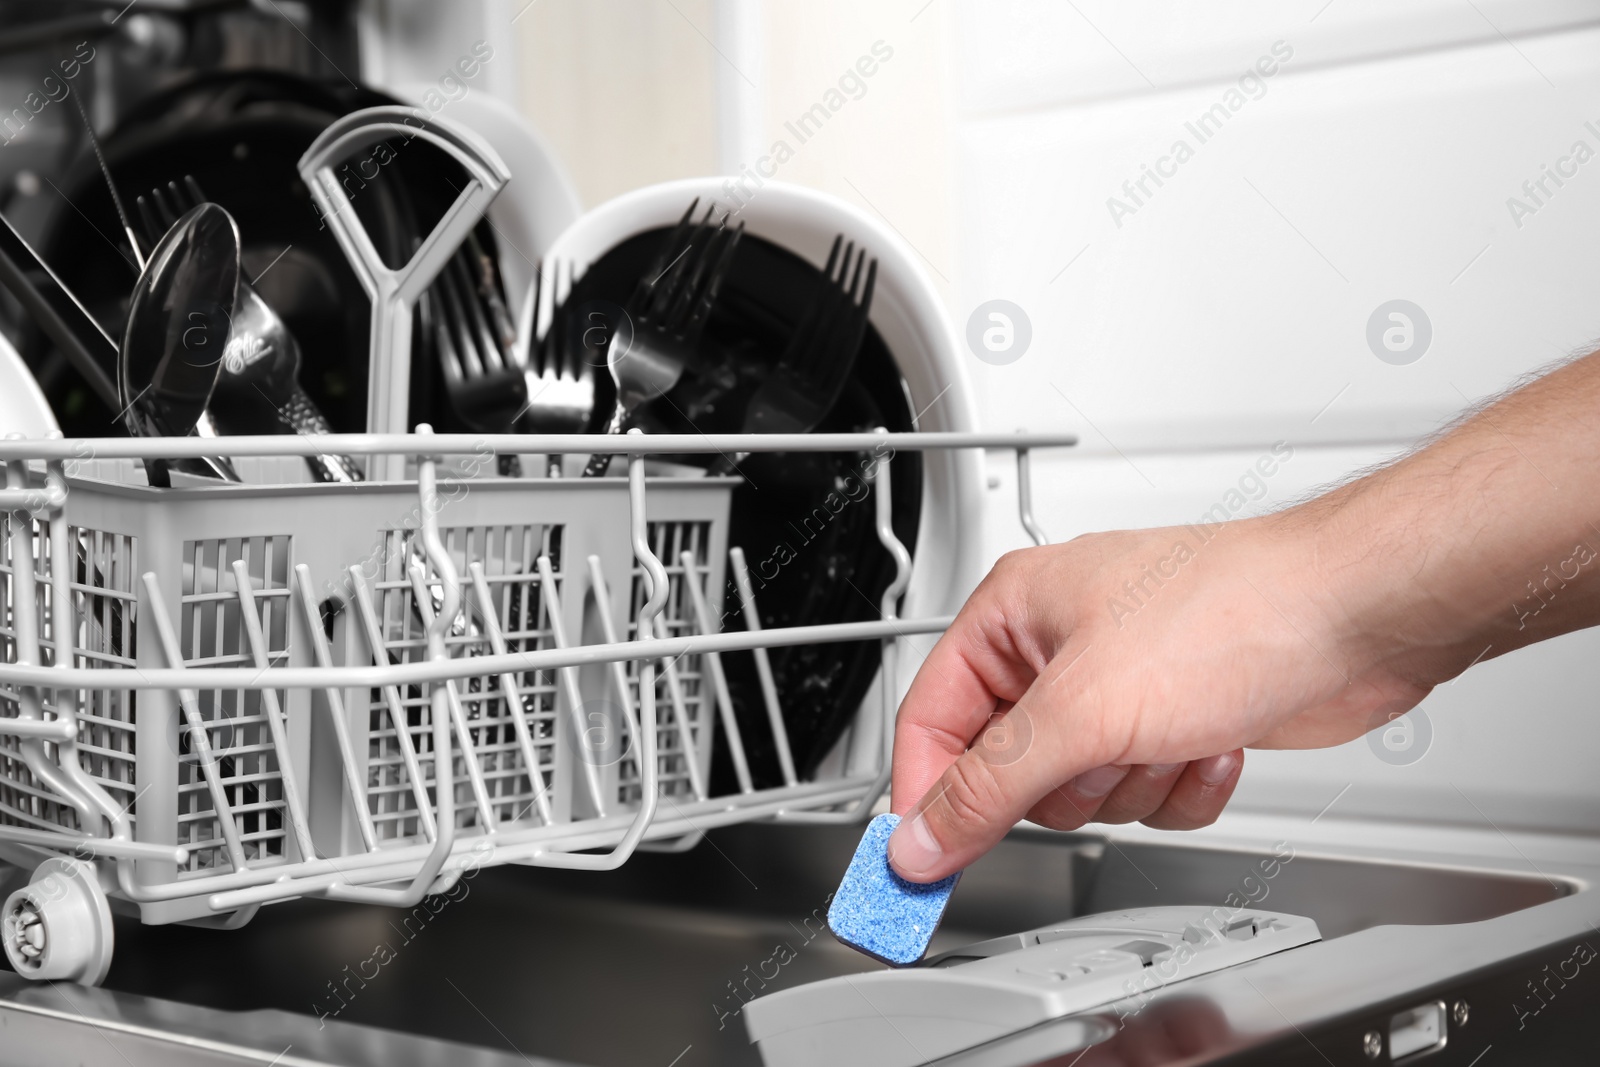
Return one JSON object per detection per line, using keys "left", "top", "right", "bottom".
{"left": 0, "top": 428, "right": 1074, "bottom": 984}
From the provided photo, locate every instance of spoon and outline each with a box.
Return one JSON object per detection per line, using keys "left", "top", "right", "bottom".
{"left": 208, "top": 281, "right": 362, "bottom": 482}
{"left": 138, "top": 176, "right": 360, "bottom": 483}
{"left": 119, "top": 202, "right": 241, "bottom": 485}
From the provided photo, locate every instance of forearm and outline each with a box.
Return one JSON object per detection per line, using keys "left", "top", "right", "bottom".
{"left": 884, "top": 351, "right": 1600, "bottom": 876}
{"left": 1282, "top": 350, "right": 1600, "bottom": 686}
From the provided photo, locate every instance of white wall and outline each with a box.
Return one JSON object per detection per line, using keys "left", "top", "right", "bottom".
{"left": 365, "top": 0, "right": 1600, "bottom": 836}
{"left": 955, "top": 1, "right": 1600, "bottom": 452}
{"left": 951, "top": 1, "right": 1600, "bottom": 836}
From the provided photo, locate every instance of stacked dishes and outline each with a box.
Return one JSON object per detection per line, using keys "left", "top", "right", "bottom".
{"left": 4, "top": 74, "right": 983, "bottom": 788}
{"left": 537, "top": 178, "right": 983, "bottom": 784}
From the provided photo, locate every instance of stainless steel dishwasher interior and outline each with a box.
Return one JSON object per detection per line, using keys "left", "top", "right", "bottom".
{"left": 20, "top": 822, "right": 1566, "bottom": 1067}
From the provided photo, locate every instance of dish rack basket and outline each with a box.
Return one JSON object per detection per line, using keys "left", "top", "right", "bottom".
{"left": 0, "top": 427, "right": 1074, "bottom": 984}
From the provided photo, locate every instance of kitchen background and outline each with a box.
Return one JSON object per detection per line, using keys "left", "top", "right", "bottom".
{"left": 484, "top": 0, "right": 1600, "bottom": 840}
{"left": 9, "top": 0, "right": 1599, "bottom": 848}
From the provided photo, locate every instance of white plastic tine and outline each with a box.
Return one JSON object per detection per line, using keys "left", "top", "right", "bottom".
{"left": 624, "top": 430, "right": 704, "bottom": 799}
{"left": 467, "top": 561, "right": 554, "bottom": 826}
{"left": 728, "top": 546, "right": 797, "bottom": 786}
{"left": 141, "top": 571, "right": 248, "bottom": 871}
{"left": 651, "top": 611, "right": 705, "bottom": 801}
{"left": 1016, "top": 443, "right": 1049, "bottom": 546}
{"left": 407, "top": 562, "right": 497, "bottom": 833}
{"left": 230, "top": 559, "right": 315, "bottom": 861}
{"left": 346, "top": 565, "right": 438, "bottom": 841}
{"left": 681, "top": 549, "right": 752, "bottom": 793}
{"left": 293, "top": 564, "right": 377, "bottom": 852}
{"left": 535, "top": 553, "right": 605, "bottom": 815}
{"left": 585, "top": 554, "right": 642, "bottom": 755}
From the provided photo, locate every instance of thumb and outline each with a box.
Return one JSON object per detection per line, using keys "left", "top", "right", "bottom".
{"left": 886, "top": 701, "right": 1080, "bottom": 882}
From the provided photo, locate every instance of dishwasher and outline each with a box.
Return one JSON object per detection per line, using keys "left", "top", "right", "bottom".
{"left": 0, "top": 3, "right": 1595, "bottom": 1066}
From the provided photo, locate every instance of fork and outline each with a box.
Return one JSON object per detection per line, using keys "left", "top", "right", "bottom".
{"left": 135, "top": 176, "right": 360, "bottom": 482}
{"left": 431, "top": 236, "right": 532, "bottom": 474}
{"left": 435, "top": 243, "right": 527, "bottom": 428}
{"left": 517, "top": 259, "right": 595, "bottom": 476}
{"left": 710, "top": 235, "right": 877, "bottom": 474}
{"left": 582, "top": 200, "right": 743, "bottom": 477}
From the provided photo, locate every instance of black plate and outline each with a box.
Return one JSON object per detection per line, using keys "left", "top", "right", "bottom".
{"left": 561, "top": 226, "right": 923, "bottom": 788}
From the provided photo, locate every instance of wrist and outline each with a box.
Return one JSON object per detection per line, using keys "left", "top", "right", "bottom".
{"left": 1263, "top": 473, "right": 1516, "bottom": 690}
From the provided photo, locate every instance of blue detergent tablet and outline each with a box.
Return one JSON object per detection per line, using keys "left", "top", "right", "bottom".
{"left": 828, "top": 812, "right": 960, "bottom": 966}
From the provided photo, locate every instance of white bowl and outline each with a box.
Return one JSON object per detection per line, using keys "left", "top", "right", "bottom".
{"left": 540, "top": 177, "right": 986, "bottom": 651}
{"left": 394, "top": 85, "right": 582, "bottom": 312}
{"left": 0, "top": 329, "right": 57, "bottom": 439}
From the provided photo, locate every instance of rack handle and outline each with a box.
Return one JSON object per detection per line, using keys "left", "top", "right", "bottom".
{"left": 298, "top": 109, "right": 510, "bottom": 478}
{"left": 1016, "top": 438, "right": 1051, "bottom": 546}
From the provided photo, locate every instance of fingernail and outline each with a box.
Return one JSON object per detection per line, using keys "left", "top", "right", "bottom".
{"left": 1071, "top": 765, "right": 1126, "bottom": 798}
{"left": 888, "top": 813, "right": 943, "bottom": 879}
{"left": 1146, "top": 763, "right": 1183, "bottom": 776}
{"left": 1197, "top": 753, "right": 1238, "bottom": 785}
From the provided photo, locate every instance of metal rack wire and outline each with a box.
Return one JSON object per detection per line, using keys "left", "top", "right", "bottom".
{"left": 0, "top": 426, "right": 1074, "bottom": 983}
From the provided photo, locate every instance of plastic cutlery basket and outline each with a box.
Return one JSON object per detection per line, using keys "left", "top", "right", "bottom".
{"left": 0, "top": 429, "right": 1074, "bottom": 984}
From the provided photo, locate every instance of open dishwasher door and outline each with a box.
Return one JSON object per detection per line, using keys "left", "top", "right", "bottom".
{"left": 735, "top": 815, "right": 1600, "bottom": 1067}
{"left": 0, "top": 817, "right": 1592, "bottom": 1066}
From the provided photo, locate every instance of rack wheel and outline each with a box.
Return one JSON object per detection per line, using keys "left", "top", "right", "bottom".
{"left": 2, "top": 858, "right": 114, "bottom": 985}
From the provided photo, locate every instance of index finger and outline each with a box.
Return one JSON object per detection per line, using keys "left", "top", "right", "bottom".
{"left": 890, "top": 605, "right": 1040, "bottom": 814}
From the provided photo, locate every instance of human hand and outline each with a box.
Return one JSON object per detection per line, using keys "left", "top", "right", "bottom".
{"left": 886, "top": 517, "right": 1432, "bottom": 882}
